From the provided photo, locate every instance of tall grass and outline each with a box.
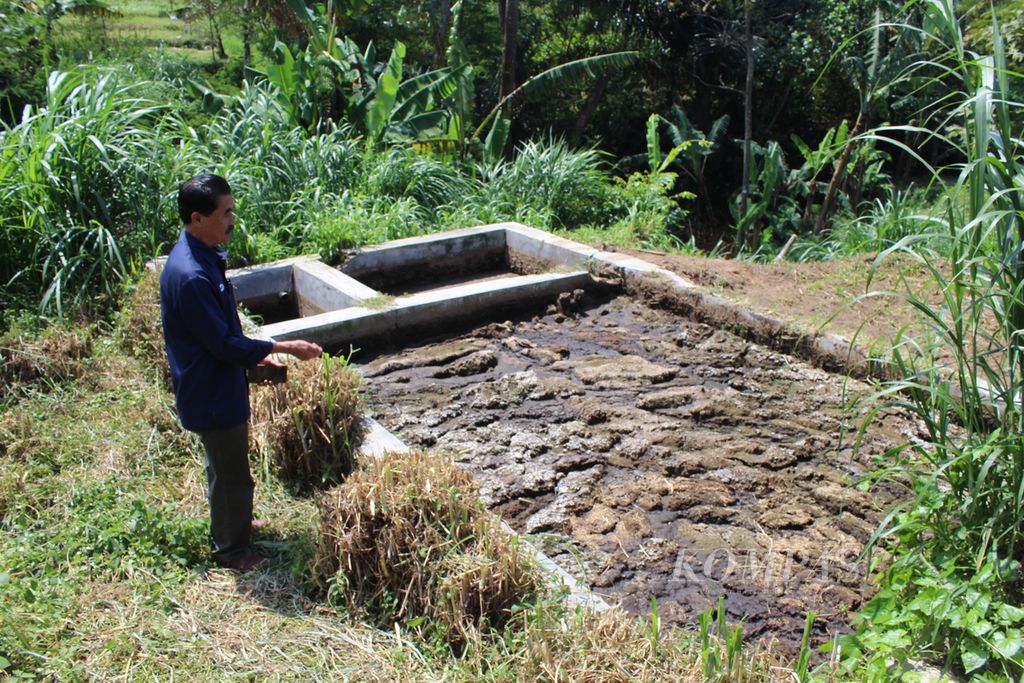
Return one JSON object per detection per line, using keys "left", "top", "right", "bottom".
{"left": 840, "top": 2, "right": 1024, "bottom": 679}
{"left": 0, "top": 64, "right": 680, "bottom": 323}
{"left": 0, "top": 70, "right": 171, "bottom": 316}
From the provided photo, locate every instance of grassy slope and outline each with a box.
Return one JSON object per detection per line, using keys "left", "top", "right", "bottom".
{"left": 54, "top": 0, "right": 251, "bottom": 68}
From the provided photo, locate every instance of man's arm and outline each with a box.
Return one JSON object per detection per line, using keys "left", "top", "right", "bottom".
{"left": 271, "top": 340, "right": 322, "bottom": 360}
{"left": 178, "top": 275, "right": 273, "bottom": 367}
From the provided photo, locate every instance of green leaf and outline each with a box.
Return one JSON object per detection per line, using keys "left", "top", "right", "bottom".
{"left": 960, "top": 638, "right": 989, "bottom": 673}
{"left": 992, "top": 629, "right": 1022, "bottom": 659}
{"left": 366, "top": 41, "right": 406, "bottom": 139}
{"left": 646, "top": 114, "right": 661, "bottom": 173}
{"left": 968, "top": 618, "right": 995, "bottom": 639}
{"left": 997, "top": 604, "right": 1024, "bottom": 623}
{"left": 874, "top": 628, "right": 911, "bottom": 648}
{"left": 483, "top": 116, "right": 510, "bottom": 164}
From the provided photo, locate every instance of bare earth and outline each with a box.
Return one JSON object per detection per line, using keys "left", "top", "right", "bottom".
{"left": 618, "top": 248, "right": 932, "bottom": 353}
{"left": 357, "top": 252, "right": 930, "bottom": 657}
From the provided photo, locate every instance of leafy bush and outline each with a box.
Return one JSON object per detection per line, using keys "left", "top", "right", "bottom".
{"left": 0, "top": 0, "right": 46, "bottom": 124}
{"left": 298, "top": 193, "right": 422, "bottom": 264}
{"left": 484, "top": 139, "right": 617, "bottom": 229}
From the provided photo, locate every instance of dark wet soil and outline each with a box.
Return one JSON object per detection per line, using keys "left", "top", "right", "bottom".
{"left": 358, "top": 293, "right": 918, "bottom": 656}
{"left": 382, "top": 268, "right": 521, "bottom": 296}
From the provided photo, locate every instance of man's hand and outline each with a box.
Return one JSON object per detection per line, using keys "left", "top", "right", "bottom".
{"left": 251, "top": 356, "right": 287, "bottom": 385}
{"left": 272, "top": 339, "right": 323, "bottom": 361}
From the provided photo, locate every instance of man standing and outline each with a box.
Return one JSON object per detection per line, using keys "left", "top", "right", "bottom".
{"left": 160, "top": 173, "right": 322, "bottom": 571}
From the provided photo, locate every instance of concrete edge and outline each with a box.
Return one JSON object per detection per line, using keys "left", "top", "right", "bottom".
{"left": 293, "top": 260, "right": 380, "bottom": 315}
{"left": 342, "top": 225, "right": 508, "bottom": 278}
{"left": 502, "top": 223, "right": 872, "bottom": 378}
{"left": 357, "top": 416, "right": 610, "bottom": 613}
{"left": 258, "top": 272, "right": 593, "bottom": 347}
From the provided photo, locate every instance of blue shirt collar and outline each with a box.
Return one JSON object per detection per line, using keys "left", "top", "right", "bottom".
{"left": 181, "top": 229, "right": 228, "bottom": 272}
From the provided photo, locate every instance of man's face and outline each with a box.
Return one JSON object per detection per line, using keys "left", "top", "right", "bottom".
{"left": 190, "top": 193, "right": 235, "bottom": 247}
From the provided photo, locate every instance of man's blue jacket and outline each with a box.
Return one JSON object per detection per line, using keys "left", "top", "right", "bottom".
{"left": 160, "top": 230, "right": 273, "bottom": 432}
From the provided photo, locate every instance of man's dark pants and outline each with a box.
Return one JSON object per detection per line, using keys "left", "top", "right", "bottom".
{"left": 198, "top": 422, "right": 253, "bottom": 565}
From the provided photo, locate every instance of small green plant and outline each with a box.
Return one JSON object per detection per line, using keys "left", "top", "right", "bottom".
{"left": 698, "top": 597, "right": 746, "bottom": 682}
{"left": 359, "top": 293, "right": 395, "bottom": 309}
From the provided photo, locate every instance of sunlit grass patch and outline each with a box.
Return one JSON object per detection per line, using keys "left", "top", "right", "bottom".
{"left": 0, "top": 326, "right": 93, "bottom": 399}
{"left": 114, "top": 267, "right": 170, "bottom": 387}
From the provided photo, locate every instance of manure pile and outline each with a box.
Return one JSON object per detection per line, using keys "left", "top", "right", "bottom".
{"left": 360, "top": 293, "right": 917, "bottom": 654}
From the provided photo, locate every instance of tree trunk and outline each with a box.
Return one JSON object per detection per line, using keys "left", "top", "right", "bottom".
{"left": 434, "top": 0, "right": 451, "bottom": 68}
{"left": 813, "top": 109, "right": 864, "bottom": 236}
{"left": 570, "top": 74, "right": 609, "bottom": 144}
{"left": 498, "top": 0, "right": 519, "bottom": 100}
{"left": 739, "top": 0, "right": 755, "bottom": 249}
{"left": 242, "top": 2, "right": 252, "bottom": 67}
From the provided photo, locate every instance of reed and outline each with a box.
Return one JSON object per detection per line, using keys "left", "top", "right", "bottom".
{"left": 844, "top": 2, "right": 1024, "bottom": 678}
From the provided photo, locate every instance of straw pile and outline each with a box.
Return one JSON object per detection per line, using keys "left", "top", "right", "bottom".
{"left": 114, "top": 268, "right": 170, "bottom": 387}
{"left": 250, "top": 355, "right": 364, "bottom": 493}
{"left": 311, "top": 449, "right": 541, "bottom": 646}
{"left": 0, "top": 327, "right": 92, "bottom": 397}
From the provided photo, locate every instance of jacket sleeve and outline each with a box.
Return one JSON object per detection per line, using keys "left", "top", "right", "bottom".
{"left": 177, "top": 274, "right": 273, "bottom": 368}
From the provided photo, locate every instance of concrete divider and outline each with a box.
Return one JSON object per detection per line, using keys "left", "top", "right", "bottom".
{"left": 293, "top": 260, "right": 378, "bottom": 316}
{"left": 259, "top": 271, "right": 592, "bottom": 350}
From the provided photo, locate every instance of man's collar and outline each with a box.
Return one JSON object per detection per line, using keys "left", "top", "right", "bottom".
{"left": 182, "top": 229, "right": 228, "bottom": 267}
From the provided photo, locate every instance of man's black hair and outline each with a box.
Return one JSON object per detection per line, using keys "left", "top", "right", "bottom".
{"left": 178, "top": 173, "right": 232, "bottom": 225}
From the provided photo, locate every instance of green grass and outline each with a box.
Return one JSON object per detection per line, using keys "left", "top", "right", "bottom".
{"left": 833, "top": 2, "right": 1024, "bottom": 680}
{"left": 54, "top": 0, "right": 257, "bottom": 68}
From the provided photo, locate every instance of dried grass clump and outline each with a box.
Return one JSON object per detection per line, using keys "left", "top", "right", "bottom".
{"left": 114, "top": 268, "right": 170, "bottom": 387}
{"left": 0, "top": 327, "right": 92, "bottom": 397}
{"left": 312, "top": 450, "right": 542, "bottom": 645}
{"left": 251, "top": 355, "right": 364, "bottom": 493}
{"left": 505, "top": 604, "right": 788, "bottom": 682}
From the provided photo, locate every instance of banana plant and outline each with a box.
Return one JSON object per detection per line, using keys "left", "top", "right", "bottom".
{"left": 469, "top": 50, "right": 639, "bottom": 161}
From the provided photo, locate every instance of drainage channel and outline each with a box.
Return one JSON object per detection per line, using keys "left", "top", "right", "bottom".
{"left": 239, "top": 223, "right": 916, "bottom": 656}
